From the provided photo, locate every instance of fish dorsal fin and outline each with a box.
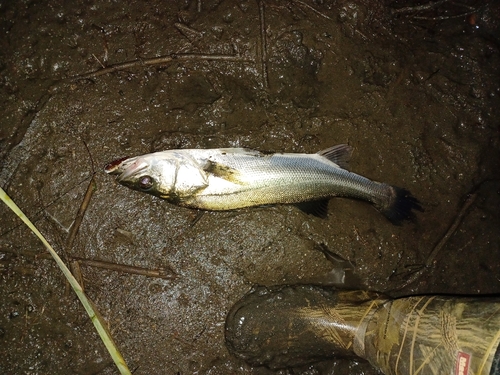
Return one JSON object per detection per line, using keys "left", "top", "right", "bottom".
{"left": 317, "top": 144, "right": 353, "bottom": 170}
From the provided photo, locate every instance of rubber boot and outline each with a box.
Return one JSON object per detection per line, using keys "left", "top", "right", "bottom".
{"left": 225, "top": 285, "right": 500, "bottom": 375}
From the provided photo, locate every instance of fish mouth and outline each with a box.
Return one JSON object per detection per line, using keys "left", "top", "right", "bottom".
{"left": 104, "top": 157, "right": 130, "bottom": 175}
{"left": 104, "top": 156, "right": 149, "bottom": 181}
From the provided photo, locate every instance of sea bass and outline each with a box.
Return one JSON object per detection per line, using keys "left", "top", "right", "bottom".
{"left": 104, "top": 145, "right": 422, "bottom": 225}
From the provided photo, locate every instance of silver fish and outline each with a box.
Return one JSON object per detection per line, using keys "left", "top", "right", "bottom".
{"left": 104, "top": 145, "right": 422, "bottom": 224}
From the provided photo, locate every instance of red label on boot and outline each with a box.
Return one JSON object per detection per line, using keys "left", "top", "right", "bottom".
{"left": 455, "top": 351, "right": 470, "bottom": 375}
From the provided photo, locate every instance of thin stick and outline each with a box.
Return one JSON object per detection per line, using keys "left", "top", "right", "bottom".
{"left": 424, "top": 192, "right": 477, "bottom": 268}
{"left": 65, "top": 143, "right": 97, "bottom": 295}
{"left": 392, "top": 192, "right": 477, "bottom": 291}
{"left": 74, "top": 257, "right": 176, "bottom": 280}
{"left": 66, "top": 176, "right": 96, "bottom": 251}
{"left": 258, "top": 0, "right": 269, "bottom": 90}
{"left": 292, "top": 0, "right": 332, "bottom": 20}
{"left": 190, "top": 210, "right": 206, "bottom": 227}
{"left": 391, "top": 0, "right": 448, "bottom": 15}
{"left": 74, "top": 53, "right": 253, "bottom": 80}
{"left": 71, "top": 260, "right": 85, "bottom": 290}
{"left": 0, "top": 246, "right": 176, "bottom": 280}
{"left": 0, "top": 187, "right": 131, "bottom": 375}
{"left": 413, "top": 11, "right": 475, "bottom": 21}
{"left": 174, "top": 23, "right": 204, "bottom": 41}
{"left": 92, "top": 54, "right": 106, "bottom": 69}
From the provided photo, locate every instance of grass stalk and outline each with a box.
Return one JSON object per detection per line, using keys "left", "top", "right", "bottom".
{"left": 0, "top": 186, "right": 131, "bottom": 375}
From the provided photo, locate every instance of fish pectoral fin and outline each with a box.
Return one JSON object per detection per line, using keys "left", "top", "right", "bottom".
{"left": 202, "top": 160, "right": 245, "bottom": 185}
{"left": 295, "top": 199, "right": 329, "bottom": 218}
{"left": 317, "top": 144, "right": 353, "bottom": 170}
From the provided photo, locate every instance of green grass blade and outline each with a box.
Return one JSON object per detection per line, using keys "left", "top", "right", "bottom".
{"left": 0, "top": 187, "right": 131, "bottom": 375}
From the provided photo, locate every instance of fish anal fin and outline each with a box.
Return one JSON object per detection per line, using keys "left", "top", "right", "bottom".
{"left": 295, "top": 199, "right": 329, "bottom": 218}
{"left": 203, "top": 160, "right": 245, "bottom": 185}
{"left": 317, "top": 144, "right": 353, "bottom": 170}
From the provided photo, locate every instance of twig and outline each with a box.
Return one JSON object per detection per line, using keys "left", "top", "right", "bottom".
{"left": 65, "top": 142, "right": 97, "bottom": 294}
{"left": 74, "top": 53, "right": 253, "bottom": 80}
{"left": 174, "top": 23, "right": 204, "bottom": 42}
{"left": 66, "top": 176, "right": 96, "bottom": 252}
{"left": 71, "top": 259, "right": 85, "bottom": 289}
{"left": 258, "top": 0, "right": 269, "bottom": 90}
{"left": 391, "top": 192, "right": 477, "bottom": 291}
{"left": 0, "top": 246, "right": 176, "bottom": 280}
{"left": 92, "top": 24, "right": 110, "bottom": 64}
{"left": 190, "top": 210, "right": 206, "bottom": 227}
{"left": 391, "top": 0, "right": 449, "bottom": 15}
{"left": 292, "top": 0, "right": 332, "bottom": 20}
{"left": 391, "top": 0, "right": 479, "bottom": 21}
{"left": 413, "top": 11, "right": 475, "bottom": 21}
{"left": 63, "top": 176, "right": 96, "bottom": 297}
{"left": 92, "top": 54, "right": 106, "bottom": 69}
{"left": 74, "top": 257, "right": 176, "bottom": 280}
{"left": 424, "top": 192, "right": 477, "bottom": 268}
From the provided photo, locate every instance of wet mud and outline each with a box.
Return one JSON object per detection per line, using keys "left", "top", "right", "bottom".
{"left": 1, "top": 1, "right": 499, "bottom": 374}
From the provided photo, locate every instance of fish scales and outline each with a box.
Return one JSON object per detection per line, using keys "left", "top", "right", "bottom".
{"left": 105, "top": 145, "right": 422, "bottom": 225}
{"left": 183, "top": 150, "right": 388, "bottom": 210}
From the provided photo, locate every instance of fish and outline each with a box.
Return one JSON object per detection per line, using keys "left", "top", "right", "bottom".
{"left": 104, "top": 144, "right": 422, "bottom": 225}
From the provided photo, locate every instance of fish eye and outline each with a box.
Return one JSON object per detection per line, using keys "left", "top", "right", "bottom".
{"left": 138, "top": 175, "right": 154, "bottom": 190}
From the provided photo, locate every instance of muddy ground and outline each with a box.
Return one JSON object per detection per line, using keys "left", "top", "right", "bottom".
{"left": 1, "top": 1, "right": 499, "bottom": 374}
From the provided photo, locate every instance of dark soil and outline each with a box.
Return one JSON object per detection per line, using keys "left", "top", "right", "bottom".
{"left": 1, "top": 1, "right": 499, "bottom": 374}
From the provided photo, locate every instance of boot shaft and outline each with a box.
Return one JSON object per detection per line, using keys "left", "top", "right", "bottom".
{"left": 358, "top": 295, "right": 500, "bottom": 375}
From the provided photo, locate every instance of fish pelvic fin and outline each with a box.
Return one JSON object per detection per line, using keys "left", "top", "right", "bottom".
{"left": 202, "top": 160, "right": 245, "bottom": 185}
{"left": 378, "top": 186, "right": 423, "bottom": 225}
{"left": 295, "top": 199, "right": 329, "bottom": 218}
{"left": 317, "top": 144, "right": 353, "bottom": 170}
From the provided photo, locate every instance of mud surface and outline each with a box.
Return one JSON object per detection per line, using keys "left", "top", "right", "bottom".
{"left": 1, "top": 1, "right": 499, "bottom": 374}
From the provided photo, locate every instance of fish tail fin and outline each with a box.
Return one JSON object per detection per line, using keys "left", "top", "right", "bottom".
{"left": 377, "top": 186, "right": 423, "bottom": 225}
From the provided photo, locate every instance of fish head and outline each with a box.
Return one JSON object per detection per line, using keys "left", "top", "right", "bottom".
{"left": 104, "top": 153, "right": 178, "bottom": 199}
